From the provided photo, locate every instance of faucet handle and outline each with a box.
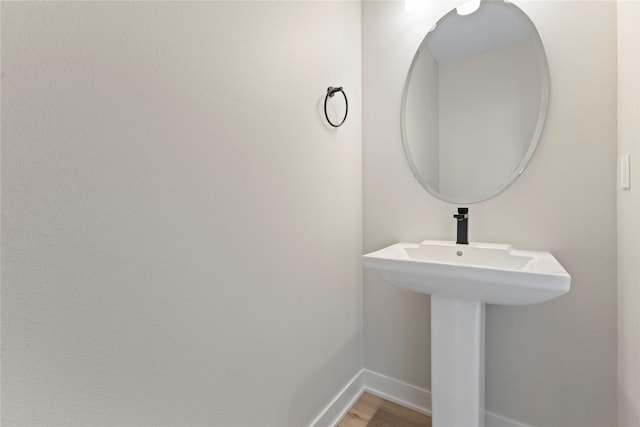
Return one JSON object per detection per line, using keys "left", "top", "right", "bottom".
{"left": 454, "top": 207, "right": 469, "bottom": 219}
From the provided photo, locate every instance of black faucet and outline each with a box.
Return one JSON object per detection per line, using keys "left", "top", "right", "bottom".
{"left": 453, "top": 207, "right": 469, "bottom": 245}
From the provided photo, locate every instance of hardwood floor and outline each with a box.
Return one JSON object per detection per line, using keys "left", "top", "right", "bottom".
{"left": 337, "top": 392, "right": 432, "bottom": 427}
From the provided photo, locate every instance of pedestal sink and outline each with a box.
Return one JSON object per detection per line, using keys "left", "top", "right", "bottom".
{"left": 363, "top": 240, "right": 570, "bottom": 427}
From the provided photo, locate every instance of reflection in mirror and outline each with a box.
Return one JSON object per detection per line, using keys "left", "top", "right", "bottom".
{"left": 402, "top": 0, "right": 549, "bottom": 203}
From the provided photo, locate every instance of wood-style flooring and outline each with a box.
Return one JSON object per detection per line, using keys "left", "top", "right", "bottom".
{"left": 337, "top": 392, "right": 432, "bottom": 427}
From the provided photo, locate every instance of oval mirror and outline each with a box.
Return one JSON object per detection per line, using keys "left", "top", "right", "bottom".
{"left": 402, "top": 0, "right": 549, "bottom": 203}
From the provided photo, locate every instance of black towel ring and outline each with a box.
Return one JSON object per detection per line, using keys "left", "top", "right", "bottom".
{"left": 324, "top": 86, "right": 348, "bottom": 128}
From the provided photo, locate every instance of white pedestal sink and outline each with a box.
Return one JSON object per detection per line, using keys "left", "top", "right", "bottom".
{"left": 363, "top": 240, "right": 570, "bottom": 427}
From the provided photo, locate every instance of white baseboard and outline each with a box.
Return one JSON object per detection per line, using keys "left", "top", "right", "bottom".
{"left": 362, "top": 369, "right": 431, "bottom": 416}
{"left": 484, "top": 410, "right": 531, "bottom": 427}
{"left": 310, "top": 368, "right": 529, "bottom": 427}
{"left": 308, "top": 369, "right": 365, "bottom": 427}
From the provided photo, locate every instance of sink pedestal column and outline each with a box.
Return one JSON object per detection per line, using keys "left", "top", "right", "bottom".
{"left": 431, "top": 294, "right": 485, "bottom": 427}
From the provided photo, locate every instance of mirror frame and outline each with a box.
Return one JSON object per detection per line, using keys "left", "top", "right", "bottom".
{"left": 400, "top": 0, "right": 550, "bottom": 204}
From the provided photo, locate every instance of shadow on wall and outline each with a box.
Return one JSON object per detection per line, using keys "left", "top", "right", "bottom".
{"left": 618, "top": 386, "right": 640, "bottom": 427}
{"left": 287, "top": 333, "right": 362, "bottom": 427}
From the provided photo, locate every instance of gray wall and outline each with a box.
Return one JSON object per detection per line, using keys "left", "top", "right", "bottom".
{"left": 1, "top": 2, "right": 362, "bottom": 425}
{"left": 362, "top": 1, "right": 617, "bottom": 426}
{"left": 438, "top": 40, "right": 541, "bottom": 200}
{"left": 617, "top": 1, "right": 640, "bottom": 425}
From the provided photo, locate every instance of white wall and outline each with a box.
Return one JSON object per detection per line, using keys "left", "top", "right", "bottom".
{"left": 363, "top": 1, "right": 617, "bottom": 426}
{"left": 439, "top": 40, "right": 541, "bottom": 200}
{"left": 405, "top": 43, "right": 440, "bottom": 190}
{"left": 1, "top": 2, "right": 362, "bottom": 426}
{"left": 617, "top": 1, "right": 640, "bottom": 425}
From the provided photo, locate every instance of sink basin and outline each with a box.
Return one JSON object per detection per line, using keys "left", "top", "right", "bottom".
{"left": 363, "top": 240, "right": 570, "bottom": 305}
{"left": 363, "top": 240, "right": 570, "bottom": 427}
